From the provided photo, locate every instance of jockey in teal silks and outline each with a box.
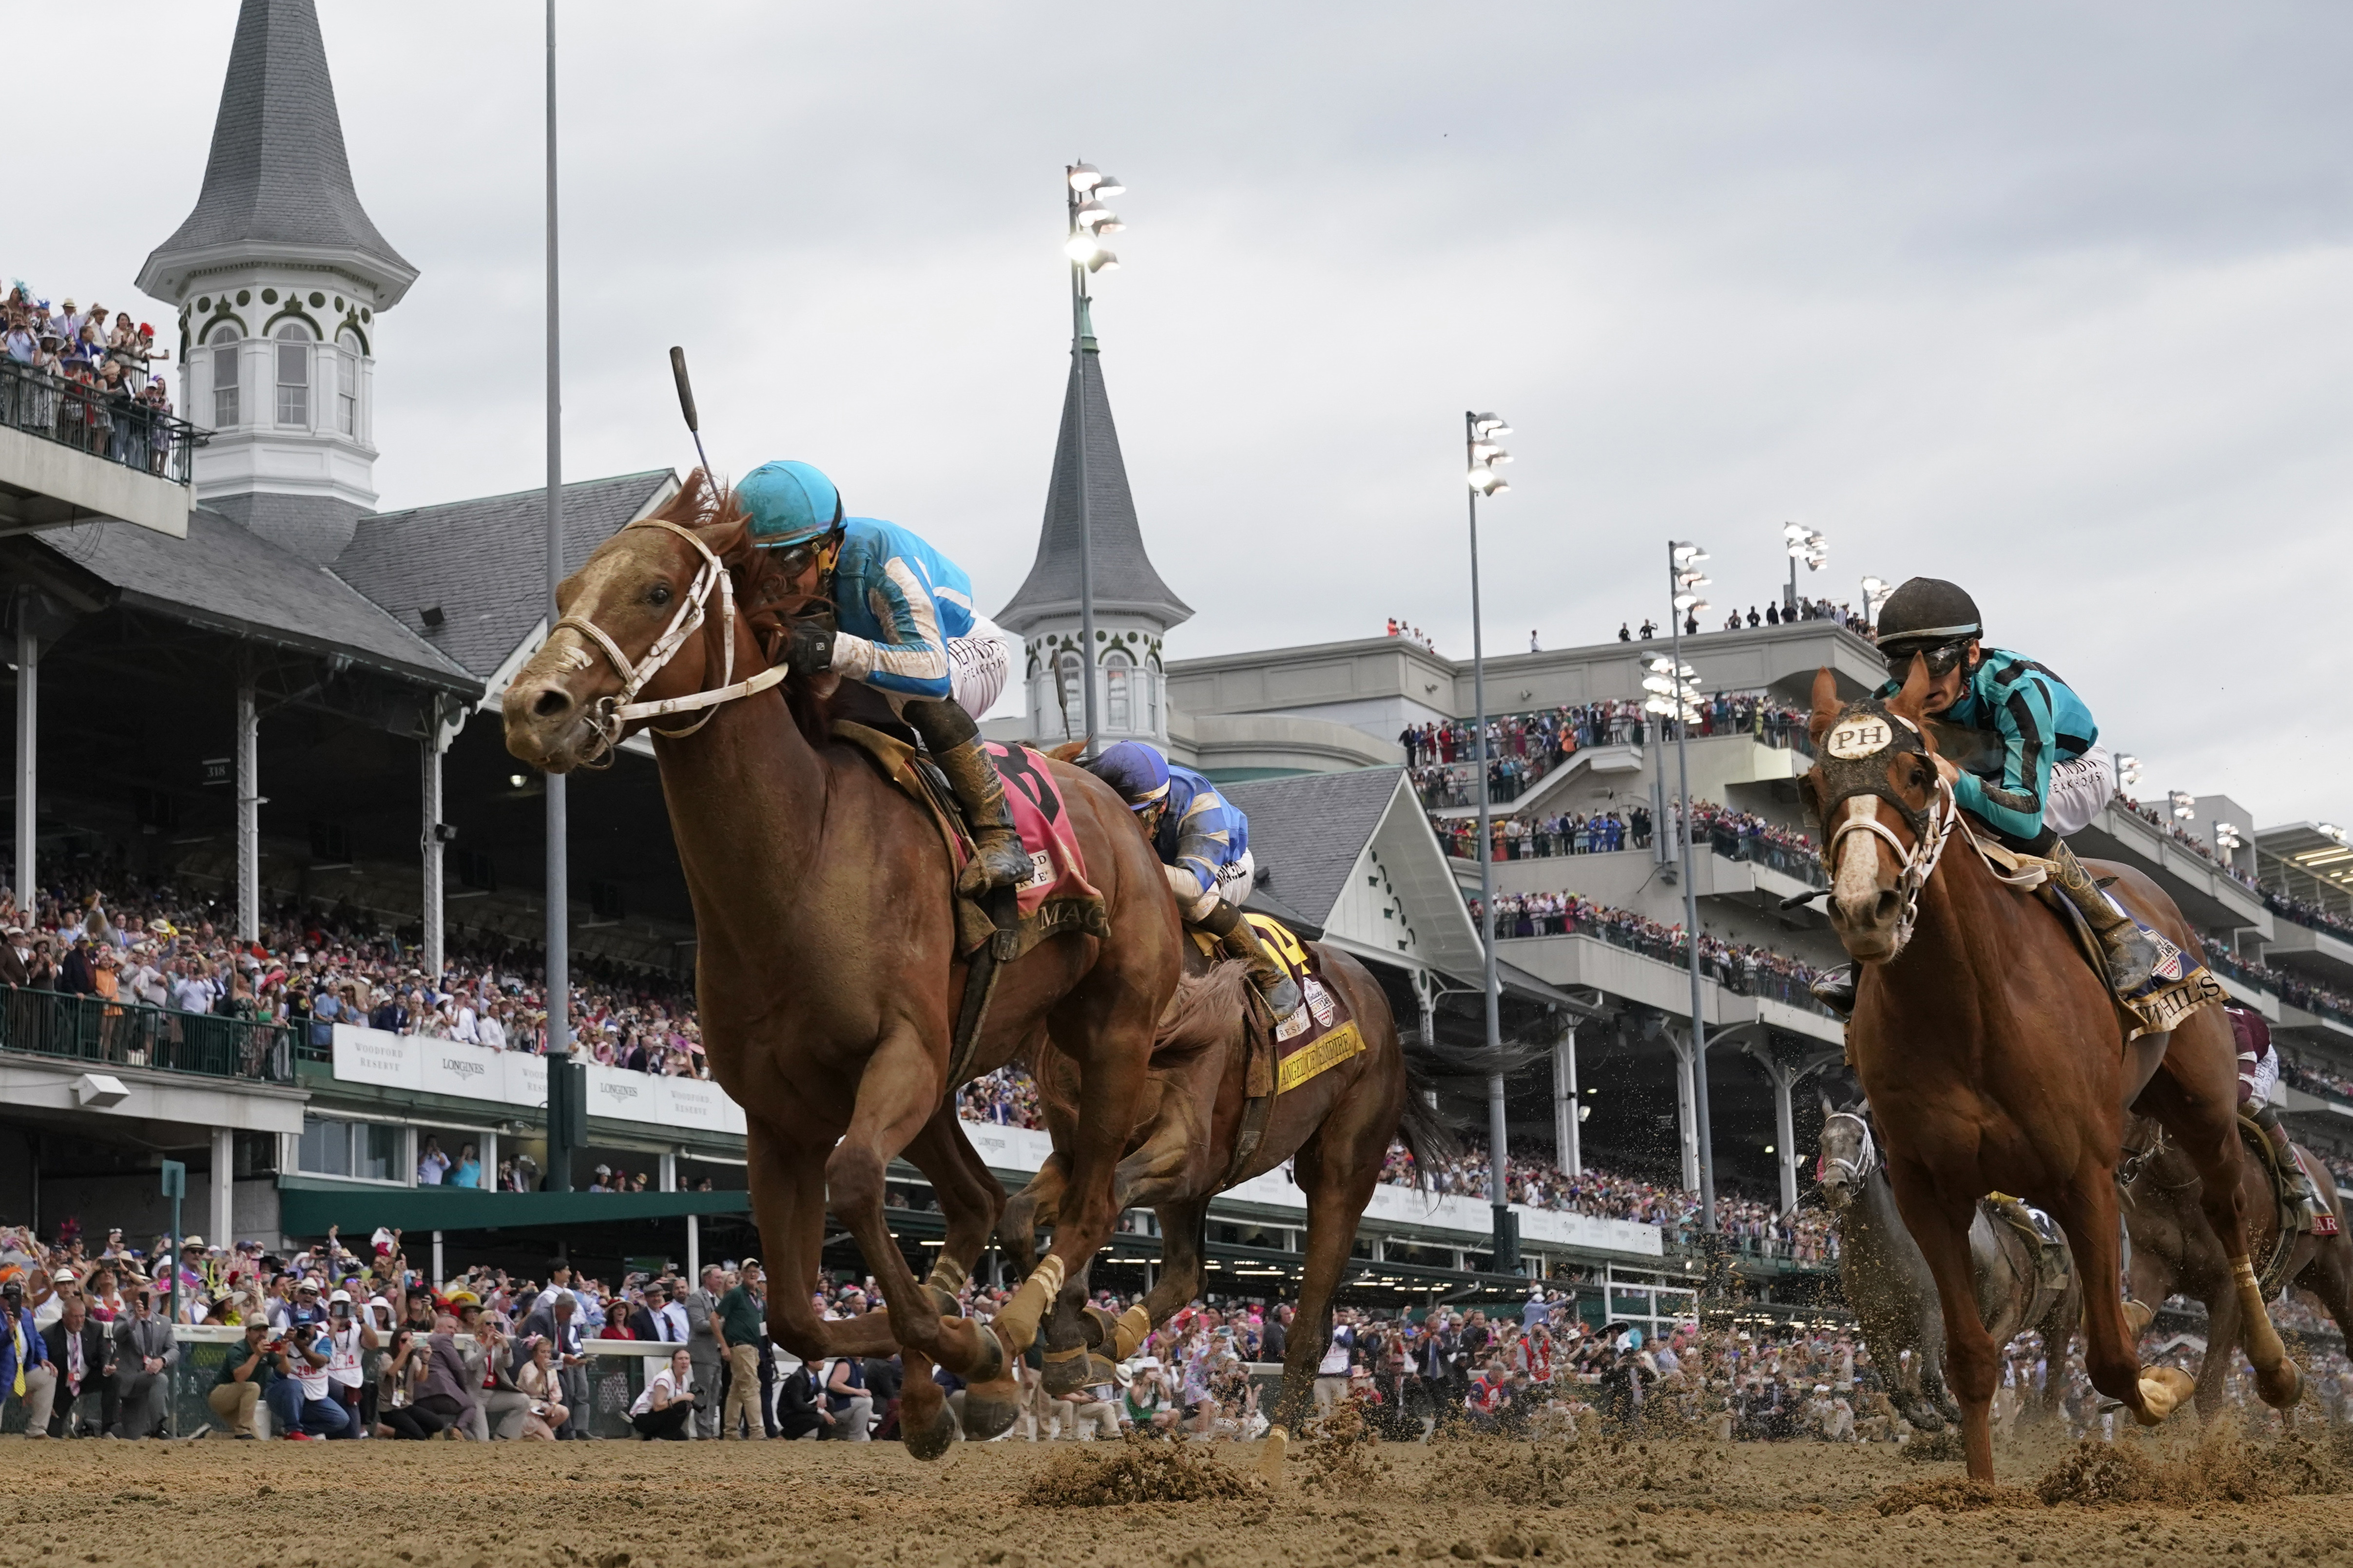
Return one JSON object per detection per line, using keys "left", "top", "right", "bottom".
{"left": 1089, "top": 741, "right": 1303, "bottom": 1022}
{"left": 1812, "top": 576, "right": 2161, "bottom": 1014}
{"left": 737, "top": 459, "right": 1033, "bottom": 894}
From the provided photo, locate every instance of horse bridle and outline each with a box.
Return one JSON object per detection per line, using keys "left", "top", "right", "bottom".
{"left": 1815, "top": 705, "right": 1958, "bottom": 958}
{"left": 547, "top": 518, "right": 791, "bottom": 762}
{"left": 1817, "top": 1109, "right": 1878, "bottom": 1186}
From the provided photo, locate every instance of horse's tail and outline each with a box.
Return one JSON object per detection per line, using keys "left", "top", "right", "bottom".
{"left": 1395, "top": 1052, "right": 1457, "bottom": 1195}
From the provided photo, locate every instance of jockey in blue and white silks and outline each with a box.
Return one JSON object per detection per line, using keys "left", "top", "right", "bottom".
{"left": 1089, "top": 741, "right": 1302, "bottom": 1021}
{"left": 736, "top": 458, "right": 1029, "bottom": 894}
{"left": 1813, "top": 576, "right": 2160, "bottom": 1014}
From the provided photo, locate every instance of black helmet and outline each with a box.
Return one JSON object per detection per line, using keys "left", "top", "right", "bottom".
{"left": 1873, "top": 577, "right": 1981, "bottom": 656}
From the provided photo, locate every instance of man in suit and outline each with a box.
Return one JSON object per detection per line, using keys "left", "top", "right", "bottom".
{"left": 1, "top": 1277, "right": 56, "bottom": 1437}
{"left": 520, "top": 1289, "right": 590, "bottom": 1439}
{"left": 111, "top": 1285, "right": 177, "bottom": 1438}
{"left": 683, "top": 1266, "right": 725, "bottom": 1439}
{"left": 41, "top": 1296, "right": 113, "bottom": 1437}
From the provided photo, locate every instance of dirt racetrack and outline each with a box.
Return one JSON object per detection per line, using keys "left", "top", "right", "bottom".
{"left": 8, "top": 1422, "right": 2347, "bottom": 1568}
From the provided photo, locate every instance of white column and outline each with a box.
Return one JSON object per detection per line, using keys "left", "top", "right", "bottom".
{"left": 480, "top": 1129, "right": 498, "bottom": 1189}
{"left": 658, "top": 1151, "right": 677, "bottom": 1192}
{"left": 1552, "top": 1024, "right": 1581, "bottom": 1176}
{"left": 432, "top": 1229, "right": 444, "bottom": 1287}
{"left": 235, "top": 679, "right": 260, "bottom": 941}
{"left": 1665, "top": 1024, "right": 1700, "bottom": 1192}
{"left": 211, "top": 1127, "right": 235, "bottom": 1246}
{"left": 14, "top": 622, "right": 35, "bottom": 899}
{"left": 1773, "top": 1069, "right": 1799, "bottom": 1215}
{"left": 686, "top": 1214, "right": 701, "bottom": 1283}
{"left": 421, "top": 714, "right": 446, "bottom": 978}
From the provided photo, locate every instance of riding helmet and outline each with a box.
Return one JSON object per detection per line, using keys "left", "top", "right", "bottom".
{"left": 736, "top": 459, "right": 845, "bottom": 549}
{"left": 1872, "top": 577, "right": 1981, "bottom": 655}
{"left": 1090, "top": 740, "right": 1171, "bottom": 810}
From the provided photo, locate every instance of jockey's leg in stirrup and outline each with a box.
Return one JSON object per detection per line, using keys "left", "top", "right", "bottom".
{"left": 2233, "top": 1008, "right": 2325, "bottom": 1225}
{"left": 737, "top": 459, "right": 1032, "bottom": 895}
{"left": 1087, "top": 741, "right": 1304, "bottom": 1023}
{"left": 1812, "top": 578, "right": 2162, "bottom": 1016}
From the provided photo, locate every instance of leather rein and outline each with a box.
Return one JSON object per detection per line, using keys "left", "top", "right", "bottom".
{"left": 547, "top": 519, "right": 790, "bottom": 764}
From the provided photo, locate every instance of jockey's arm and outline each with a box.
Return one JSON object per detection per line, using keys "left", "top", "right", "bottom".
{"left": 1953, "top": 666, "right": 2061, "bottom": 844}
{"left": 829, "top": 551, "right": 955, "bottom": 701}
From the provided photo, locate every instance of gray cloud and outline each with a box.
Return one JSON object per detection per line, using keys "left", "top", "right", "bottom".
{"left": 12, "top": 0, "right": 2347, "bottom": 822}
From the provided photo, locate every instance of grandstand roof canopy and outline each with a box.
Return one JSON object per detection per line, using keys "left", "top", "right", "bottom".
{"left": 337, "top": 471, "right": 677, "bottom": 683}
{"left": 13, "top": 508, "right": 476, "bottom": 695}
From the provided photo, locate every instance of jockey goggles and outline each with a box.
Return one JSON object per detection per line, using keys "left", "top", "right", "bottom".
{"left": 1882, "top": 638, "right": 1971, "bottom": 683}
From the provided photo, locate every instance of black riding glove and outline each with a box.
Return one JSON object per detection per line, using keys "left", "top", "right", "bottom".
{"left": 780, "top": 619, "right": 836, "bottom": 675}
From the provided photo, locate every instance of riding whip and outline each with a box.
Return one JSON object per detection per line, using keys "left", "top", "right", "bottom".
{"left": 669, "top": 345, "right": 716, "bottom": 487}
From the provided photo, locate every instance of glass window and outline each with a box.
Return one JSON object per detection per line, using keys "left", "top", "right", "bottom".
{"left": 297, "top": 1115, "right": 351, "bottom": 1178}
{"left": 1104, "top": 650, "right": 1133, "bottom": 732}
{"left": 335, "top": 329, "right": 361, "bottom": 436}
{"left": 356, "top": 1122, "right": 402, "bottom": 1182}
{"left": 208, "top": 325, "right": 241, "bottom": 427}
{"left": 273, "top": 320, "right": 312, "bottom": 427}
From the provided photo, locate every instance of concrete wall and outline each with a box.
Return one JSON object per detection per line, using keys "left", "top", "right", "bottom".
{"left": 0, "top": 420, "right": 192, "bottom": 537}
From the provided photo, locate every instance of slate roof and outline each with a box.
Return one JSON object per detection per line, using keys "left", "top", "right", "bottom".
{"left": 139, "top": 0, "right": 415, "bottom": 301}
{"left": 1221, "top": 767, "right": 1407, "bottom": 928}
{"left": 34, "top": 508, "right": 476, "bottom": 693}
{"left": 995, "top": 344, "right": 1192, "bottom": 633}
{"left": 334, "top": 471, "right": 676, "bottom": 680}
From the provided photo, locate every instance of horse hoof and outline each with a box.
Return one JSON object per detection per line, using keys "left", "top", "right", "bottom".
{"left": 961, "top": 1376, "right": 1023, "bottom": 1443}
{"left": 1258, "top": 1426, "right": 1289, "bottom": 1481}
{"left": 900, "top": 1389, "right": 957, "bottom": 1461}
{"left": 2133, "top": 1366, "right": 2197, "bottom": 1426}
{"left": 2255, "top": 1358, "right": 2304, "bottom": 1411}
{"left": 1041, "top": 1350, "right": 1115, "bottom": 1399}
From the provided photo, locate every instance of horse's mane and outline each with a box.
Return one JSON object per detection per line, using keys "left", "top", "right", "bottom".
{"left": 648, "top": 466, "right": 833, "bottom": 748}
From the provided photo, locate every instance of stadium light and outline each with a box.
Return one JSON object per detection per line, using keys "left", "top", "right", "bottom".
{"left": 1663, "top": 538, "right": 1717, "bottom": 1239}
{"left": 1783, "top": 522, "right": 1827, "bottom": 615}
{"left": 1860, "top": 575, "right": 1893, "bottom": 632}
{"left": 1464, "top": 407, "right": 1515, "bottom": 1275}
{"left": 2169, "top": 789, "right": 2196, "bottom": 822}
{"left": 2117, "top": 754, "right": 2143, "bottom": 793}
{"left": 2214, "top": 820, "right": 2244, "bottom": 856}
{"left": 1061, "top": 160, "right": 1135, "bottom": 758}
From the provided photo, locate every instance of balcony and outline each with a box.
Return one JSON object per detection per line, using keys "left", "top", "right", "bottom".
{"left": 0, "top": 357, "right": 198, "bottom": 538}
{"left": 2264, "top": 909, "right": 2353, "bottom": 990}
{"left": 2074, "top": 800, "right": 2271, "bottom": 935}
{"left": 0, "top": 988, "right": 293, "bottom": 1084}
{"left": 1495, "top": 930, "right": 1844, "bottom": 1046}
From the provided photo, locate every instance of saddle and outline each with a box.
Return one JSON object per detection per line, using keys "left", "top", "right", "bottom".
{"left": 1968, "top": 832, "right": 2222, "bottom": 1040}
{"left": 1982, "top": 1192, "right": 2072, "bottom": 1299}
{"left": 1193, "top": 914, "right": 1368, "bottom": 1186}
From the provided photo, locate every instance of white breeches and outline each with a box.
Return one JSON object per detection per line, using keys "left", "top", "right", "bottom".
{"left": 2043, "top": 745, "right": 2115, "bottom": 839}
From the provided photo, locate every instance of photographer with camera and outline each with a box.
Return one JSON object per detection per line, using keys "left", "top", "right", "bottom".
{"left": 263, "top": 1317, "right": 349, "bottom": 1439}
{"left": 627, "top": 1346, "right": 696, "bottom": 1440}
{"left": 208, "top": 1319, "right": 279, "bottom": 1438}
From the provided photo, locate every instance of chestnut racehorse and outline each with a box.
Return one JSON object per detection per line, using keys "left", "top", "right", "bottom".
{"left": 501, "top": 477, "right": 1183, "bottom": 1458}
{"left": 997, "top": 941, "right": 1445, "bottom": 1474}
{"left": 1799, "top": 663, "right": 2298, "bottom": 1481}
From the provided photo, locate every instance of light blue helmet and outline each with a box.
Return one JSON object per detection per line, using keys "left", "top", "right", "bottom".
{"left": 1091, "top": 741, "right": 1170, "bottom": 811}
{"left": 736, "top": 460, "right": 843, "bottom": 550}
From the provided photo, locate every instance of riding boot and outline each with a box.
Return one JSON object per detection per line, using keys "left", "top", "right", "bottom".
{"left": 2253, "top": 1101, "right": 2326, "bottom": 1228}
{"left": 903, "top": 699, "right": 1035, "bottom": 898}
{"left": 1810, "top": 964, "right": 1857, "bottom": 1017}
{"left": 2041, "top": 839, "right": 2163, "bottom": 995}
{"left": 1194, "top": 899, "right": 1303, "bottom": 1023}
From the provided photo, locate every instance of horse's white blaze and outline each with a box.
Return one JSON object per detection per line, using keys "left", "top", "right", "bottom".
{"left": 1835, "top": 796, "right": 1888, "bottom": 912}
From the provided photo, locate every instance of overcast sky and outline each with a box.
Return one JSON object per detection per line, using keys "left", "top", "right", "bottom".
{"left": 12, "top": 2, "right": 2350, "bottom": 824}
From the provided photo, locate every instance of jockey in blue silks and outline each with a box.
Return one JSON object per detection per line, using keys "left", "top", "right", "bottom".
{"left": 1811, "top": 576, "right": 2161, "bottom": 1015}
{"left": 736, "top": 459, "right": 1031, "bottom": 894}
{"left": 1088, "top": 741, "right": 1302, "bottom": 1021}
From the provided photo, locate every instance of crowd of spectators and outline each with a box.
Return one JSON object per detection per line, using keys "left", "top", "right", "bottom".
{"left": 2112, "top": 795, "right": 2263, "bottom": 893}
{"left": 1381, "top": 619, "right": 1438, "bottom": 652}
{"left": 955, "top": 1066, "right": 1044, "bottom": 1128}
{"left": 2, "top": 283, "right": 177, "bottom": 472}
{"left": 2199, "top": 937, "right": 2353, "bottom": 1028}
{"left": 1432, "top": 797, "right": 1822, "bottom": 877}
{"left": 2265, "top": 886, "right": 2353, "bottom": 943}
{"left": 1464, "top": 889, "right": 1829, "bottom": 1005}
{"left": 1408, "top": 695, "right": 1813, "bottom": 812}
{"left": 1613, "top": 597, "right": 1872, "bottom": 644}
{"left": 1, "top": 871, "right": 708, "bottom": 1080}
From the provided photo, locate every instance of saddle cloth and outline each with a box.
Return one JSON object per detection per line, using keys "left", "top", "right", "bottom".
{"left": 1193, "top": 914, "right": 1368, "bottom": 1096}
{"left": 831, "top": 722, "right": 1107, "bottom": 959}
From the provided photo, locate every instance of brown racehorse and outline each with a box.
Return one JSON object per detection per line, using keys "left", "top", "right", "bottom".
{"left": 1799, "top": 663, "right": 2299, "bottom": 1481}
{"left": 2121, "top": 1112, "right": 2353, "bottom": 1421}
{"left": 501, "top": 477, "right": 1183, "bottom": 1458}
{"left": 996, "top": 941, "right": 1444, "bottom": 1474}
